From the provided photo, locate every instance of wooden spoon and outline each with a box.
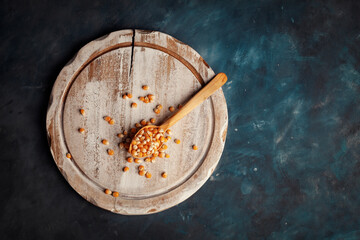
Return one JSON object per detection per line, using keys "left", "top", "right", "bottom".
{"left": 129, "top": 72, "right": 228, "bottom": 157}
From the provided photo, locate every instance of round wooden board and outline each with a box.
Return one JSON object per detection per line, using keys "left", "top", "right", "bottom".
{"left": 46, "top": 29, "right": 228, "bottom": 215}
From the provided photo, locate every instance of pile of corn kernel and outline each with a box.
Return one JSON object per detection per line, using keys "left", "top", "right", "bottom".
{"left": 67, "top": 85, "right": 198, "bottom": 198}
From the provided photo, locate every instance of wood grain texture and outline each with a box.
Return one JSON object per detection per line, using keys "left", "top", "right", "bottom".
{"left": 46, "top": 29, "right": 228, "bottom": 215}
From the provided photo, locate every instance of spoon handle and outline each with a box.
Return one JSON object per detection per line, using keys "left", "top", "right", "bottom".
{"left": 160, "top": 73, "right": 227, "bottom": 130}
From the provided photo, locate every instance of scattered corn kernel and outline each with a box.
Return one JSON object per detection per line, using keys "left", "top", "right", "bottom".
{"left": 192, "top": 145, "right": 198, "bottom": 150}
{"left": 147, "top": 94, "right": 155, "bottom": 100}
{"left": 165, "top": 153, "right": 170, "bottom": 158}
{"left": 144, "top": 97, "right": 150, "bottom": 103}
{"left": 140, "top": 119, "right": 147, "bottom": 126}
{"left": 130, "top": 128, "right": 137, "bottom": 133}
{"left": 159, "top": 152, "right": 165, "bottom": 158}
{"left": 119, "top": 142, "right": 124, "bottom": 149}
{"left": 166, "top": 136, "right": 171, "bottom": 141}
{"left": 107, "top": 149, "right": 114, "bottom": 155}
{"left": 117, "top": 133, "right": 124, "bottom": 138}
{"left": 138, "top": 165, "right": 145, "bottom": 171}
{"left": 135, "top": 123, "right": 141, "bottom": 128}
{"left": 126, "top": 157, "right": 133, "bottom": 163}
{"left": 142, "top": 85, "right": 149, "bottom": 90}
{"left": 104, "top": 189, "right": 112, "bottom": 195}
{"left": 109, "top": 119, "right": 115, "bottom": 125}
{"left": 79, "top": 128, "right": 85, "bottom": 134}
{"left": 156, "top": 104, "right": 162, "bottom": 110}
{"left": 166, "top": 129, "right": 172, "bottom": 135}
{"left": 123, "top": 166, "right": 129, "bottom": 172}
{"left": 150, "top": 118, "right": 156, "bottom": 124}
{"left": 169, "top": 106, "right": 175, "bottom": 112}
{"left": 122, "top": 94, "right": 128, "bottom": 99}
{"left": 112, "top": 191, "right": 119, "bottom": 197}
{"left": 131, "top": 102, "right": 137, "bottom": 108}
{"left": 66, "top": 153, "right": 72, "bottom": 159}
{"left": 104, "top": 116, "right": 111, "bottom": 122}
{"left": 134, "top": 158, "right": 140, "bottom": 163}
{"left": 80, "top": 109, "right": 85, "bottom": 115}
{"left": 154, "top": 108, "right": 160, "bottom": 114}
{"left": 162, "top": 145, "right": 168, "bottom": 150}
{"left": 175, "top": 139, "right": 180, "bottom": 144}
{"left": 127, "top": 93, "right": 132, "bottom": 98}
{"left": 161, "top": 172, "right": 167, "bottom": 178}
{"left": 123, "top": 130, "right": 128, "bottom": 135}
{"left": 145, "top": 172, "right": 152, "bottom": 178}
{"left": 145, "top": 157, "right": 151, "bottom": 162}
{"left": 102, "top": 139, "right": 109, "bottom": 145}
{"left": 139, "top": 170, "right": 145, "bottom": 176}
{"left": 139, "top": 96, "right": 145, "bottom": 101}
{"left": 178, "top": 104, "right": 183, "bottom": 109}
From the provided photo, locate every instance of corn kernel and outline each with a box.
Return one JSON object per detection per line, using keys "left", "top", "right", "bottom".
{"left": 104, "top": 116, "right": 111, "bottom": 122}
{"left": 79, "top": 128, "right": 85, "bottom": 134}
{"left": 127, "top": 93, "right": 132, "bottom": 98}
{"left": 147, "top": 94, "right": 154, "bottom": 100}
{"left": 107, "top": 149, "right": 114, "bottom": 155}
{"left": 123, "top": 166, "right": 129, "bottom": 172}
{"left": 131, "top": 102, "right": 137, "bottom": 108}
{"left": 139, "top": 170, "right": 145, "bottom": 176}
{"left": 104, "top": 189, "right": 112, "bottom": 195}
{"left": 109, "top": 119, "right": 115, "bottom": 125}
{"left": 192, "top": 145, "right": 198, "bottom": 150}
{"left": 145, "top": 172, "right": 152, "bottom": 178}
{"left": 80, "top": 109, "right": 85, "bottom": 115}
{"left": 175, "top": 139, "right": 180, "bottom": 144}
{"left": 102, "top": 139, "right": 109, "bottom": 145}
{"left": 66, "top": 153, "right": 72, "bottom": 159}
{"left": 142, "top": 85, "right": 149, "bottom": 90}
{"left": 150, "top": 118, "right": 156, "bottom": 124}
{"left": 112, "top": 191, "right": 119, "bottom": 197}
{"left": 161, "top": 172, "right": 167, "bottom": 178}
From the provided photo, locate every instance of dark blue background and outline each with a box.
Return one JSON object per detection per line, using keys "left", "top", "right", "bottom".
{"left": 1, "top": 0, "right": 360, "bottom": 239}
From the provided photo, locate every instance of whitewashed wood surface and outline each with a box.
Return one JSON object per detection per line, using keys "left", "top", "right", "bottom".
{"left": 46, "top": 29, "right": 228, "bottom": 214}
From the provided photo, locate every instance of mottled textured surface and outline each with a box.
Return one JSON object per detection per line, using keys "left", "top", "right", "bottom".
{"left": 1, "top": 0, "right": 360, "bottom": 239}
